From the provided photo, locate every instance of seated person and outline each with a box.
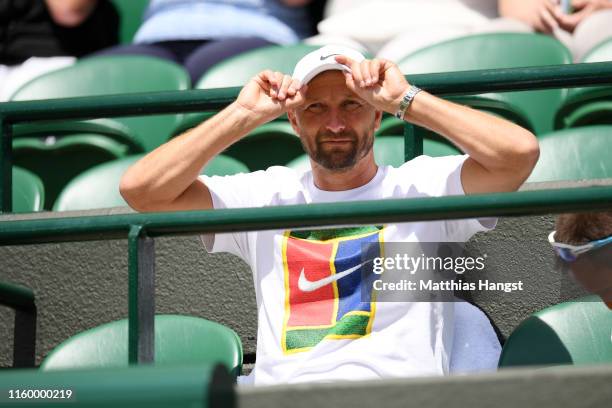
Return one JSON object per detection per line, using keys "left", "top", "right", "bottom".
{"left": 549, "top": 211, "right": 612, "bottom": 308}
{"left": 95, "top": 0, "right": 315, "bottom": 84}
{"left": 306, "top": 0, "right": 511, "bottom": 60}
{"left": 499, "top": 0, "right": 612, "bottom": 61}
{"left": 120, "top": 45, "right": 539, "bottom": 385}
{"left": 0, "top": 0, "right": 118, "bottom": 100}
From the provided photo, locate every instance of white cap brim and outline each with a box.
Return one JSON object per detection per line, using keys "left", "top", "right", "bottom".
{"left": 292, "top": 45, "right": 366, "bottom": 85}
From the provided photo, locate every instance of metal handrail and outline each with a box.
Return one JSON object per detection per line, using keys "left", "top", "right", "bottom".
{"left": 1, "top": 185, "right": 611, "bottom": 245}
{"left": 1, "top": 62, "right": 611, "bottom": 122}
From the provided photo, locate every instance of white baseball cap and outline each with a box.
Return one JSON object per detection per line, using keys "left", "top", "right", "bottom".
{"left": 292, "top": 45, "right": 366, "bottom": 85}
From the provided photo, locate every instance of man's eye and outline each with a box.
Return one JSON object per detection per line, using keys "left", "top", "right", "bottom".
{"left": 307, "top": 103, "right": 324, "bottom": 112}
{"left": 344, "top": 101, "right": 361, "bottom": 110}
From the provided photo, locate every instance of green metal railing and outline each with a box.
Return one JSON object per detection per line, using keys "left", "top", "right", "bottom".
{"left": 1, "top": 61, "right": 611, "bottom": 368}
{"left": 0, "top": 282, "right": 36, "bottom": 367}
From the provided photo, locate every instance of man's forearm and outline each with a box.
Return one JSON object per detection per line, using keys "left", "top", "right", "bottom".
{"left": 120, "top": 102, "right": 260, "bottom": 209}
{"left": 404, "top": 91, "right": 538, "bottom": 178}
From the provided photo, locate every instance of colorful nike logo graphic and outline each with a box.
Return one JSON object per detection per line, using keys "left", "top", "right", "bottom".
{"left": 298, "top": 261, "right": 368, "bottom": 292}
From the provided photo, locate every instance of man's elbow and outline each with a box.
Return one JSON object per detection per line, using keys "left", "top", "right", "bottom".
{"left": 119, "top": 173, "right": 152, "bottom": 212}
{"left": 512, "top": 130, "right": 540, "bottom": 181}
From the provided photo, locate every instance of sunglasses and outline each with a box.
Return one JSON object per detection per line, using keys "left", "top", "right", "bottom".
{"left": 548, "top": 231, "right": 612, "bottom": 262}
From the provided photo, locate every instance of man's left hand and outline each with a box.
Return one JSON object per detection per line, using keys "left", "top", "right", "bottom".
{"left": 334, "top": 56, "right": 411, "bottom": 115}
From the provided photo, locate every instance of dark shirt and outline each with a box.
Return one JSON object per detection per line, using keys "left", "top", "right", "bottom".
{"left": 0, "top": 0, "right": 118, "bottom": 65}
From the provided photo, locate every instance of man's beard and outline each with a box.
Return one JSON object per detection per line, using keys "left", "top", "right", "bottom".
{"left": 302, "top": 128, "right": 374, "bottom": 171}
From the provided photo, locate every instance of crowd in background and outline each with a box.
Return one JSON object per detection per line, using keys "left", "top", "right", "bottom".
{"left": 2, "top": 0, "right": 612, "bottom": 99}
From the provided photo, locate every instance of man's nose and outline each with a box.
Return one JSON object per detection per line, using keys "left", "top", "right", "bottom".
{"left": 324, "top": 109, "right": 346, "bottom": 133}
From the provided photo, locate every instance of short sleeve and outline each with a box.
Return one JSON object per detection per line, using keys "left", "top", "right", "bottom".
{"left": 397, "top": 155, "right": 497, "bottom": 241}
{"left": 198, "top": 173, "right": 257, "bottom": 263}
{"left": 197, "top": 166, "right": 303, "bottom": 263}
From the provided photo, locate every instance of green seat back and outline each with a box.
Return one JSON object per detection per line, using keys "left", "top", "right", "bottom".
{"left": 14, "top": 135, "right": 129, "bottom": 209}
{"left": 555, "top": 38, "right": 612, "bottom": 129}
{"left": 220, "top": 121, "right": 304, "bottom": 171}
{"left": 286, "top": 136, "right": 461, "bottom": 172}
{"left": 196, "top": 44, "right": 320, "bottom": 89}
{"left": 12, "top": 167, "right": 45, "bottom": 213}
{"left": 499, "top": 296, "right": 612, "bottom": 367}
{"left": 53, "top": 154, "right": 249, "bottom": 211}
{"left": 527, "top": 126, "right": 612, "bottom": 183}
{"left": 398, "top": 33, "right": 572, "bottom": 135}
{"left": 13, "top": 118, "right": 144, "bottom": 154}
{"left": 10, "top": 56, "right": 190, "bottom": 152}
{"left": 41, "top": 315, "right": 243, "bottom": 377}
{"left": 110, "top": 0, "right": 149, "bottom": 44}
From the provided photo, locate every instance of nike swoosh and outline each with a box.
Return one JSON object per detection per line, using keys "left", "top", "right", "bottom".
{"left": 298, "top": 261, "right": 369, "bottom": 292}
{"left": 320, "top": 53, "right": 341, "bottom": 61}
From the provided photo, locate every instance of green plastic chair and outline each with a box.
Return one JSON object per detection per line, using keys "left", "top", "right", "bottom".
{"left": 41, "top": 315, "right": 243, "bottom": 378}
{"left": 527, "top": 126, "right": 612, "bottom": 183}
{"left": 171, "top": 118, "right": 305, "bottom": 171}
{"left": 555, "top": 38, "right": 612, "bottom": 129}
{"left": 398, "top": 33, "right": 572, "bottom": 135}
{"left": 195, "top": 44, "right": 320, "bottom": 89}
{"left": 110, "top": 0, "right": 149, "bottom": 44}
{"left": 14, "top": 135, "right": 129, "bottom": 210}
{"left": 10, "top": 55, "right": 190, "bottom": 152}
{"left": 12, "top": 167, "right": 45, "bottom": 213}
{"left": 498, "top": 296, "right": 612, "bottom": 367}
{"left": 53, "top": 154, "right": 249, "bottom": 211}
{"left": 13, "top": 118, "right": 144, "bottom": 154}
{"left": 286, "top": 136, "right": 461, "bottom": 172}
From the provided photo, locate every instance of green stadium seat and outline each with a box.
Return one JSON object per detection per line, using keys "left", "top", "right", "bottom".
{"left": 527, "top": 126, "right": 612, "bottom": 183}
{"left": 53, "top": 154, "right": 249, "bottom": 211}
{"left": 13, "top": 118, "right": 144, "bottom": 154}
{"left": 13, "top": 135, "right": 129, "bottom": 210}
{"left": 10, "top": 56, "right": 191, "bottom": 152}
{"left": 195, "top": 44, "right": 320, "bottom": 89}
{"left": 110, "top": 0, "right": 150, "bottom": 44}
{"left": 223, "top": 122, "right": 304, "bottom": 171}
{"left": 171, "top": 118, "right": 304, "bottom": 171}
{"left": 498, "top": 296, "right": 612, "bottom": 367}
{"left": 555, "top": 38, "right": 612, "bottom": 129}
{"left": 398, "top": 33, "right": 572, "bottom": 135}
{"left": 286, "top": 136, "right": 462, "bottom": 172}
{"left": 41, "top": 315, "right": 243, "bottom": 378}
{"left": 12, "top": 167, "right": 45, "bottom": 213}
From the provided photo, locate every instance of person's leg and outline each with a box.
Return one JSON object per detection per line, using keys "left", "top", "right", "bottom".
{"left": 183, "top": 37, "right": 275, "bottom": 84}
{"left": 0, "top": 57, "right": 75, "bottom": 101}
{"left": 571, "top": 9, "right": 612, "bottom": 62}
{"left": 90, "top": 43, "right": 181, "bottom": 65}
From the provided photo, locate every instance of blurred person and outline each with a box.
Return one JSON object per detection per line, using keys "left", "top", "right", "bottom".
{"left": 120, "top": 45, "right": 538, "bottom": 385}
{"left": 95, "top": 0, "right": 316, "bottom": 84}
{"left": 0, "top": 0, "right": 118, "bottom": 100}
{"left": 550, "top": 211, "right": 612, "bottom": 308}
{"left": 499, "top": 0, "right": 612, "bottom": 61}
{"left": 306, "top": 0, "right": 528, "bottom": 60}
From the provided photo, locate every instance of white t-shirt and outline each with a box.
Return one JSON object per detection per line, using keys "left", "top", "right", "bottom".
{"left": 200, "top": 154, "right": 493, "bottom": 386}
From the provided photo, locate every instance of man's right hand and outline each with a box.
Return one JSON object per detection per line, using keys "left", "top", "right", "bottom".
{"left": 236, "top": 70, "right": 307, "bottom": 125}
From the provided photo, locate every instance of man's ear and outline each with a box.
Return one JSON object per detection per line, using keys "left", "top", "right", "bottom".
{"left": 374, "top": 110, "right": 383, "bottom": 131}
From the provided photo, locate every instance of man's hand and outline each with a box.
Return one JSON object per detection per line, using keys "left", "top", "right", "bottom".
{"left": 334, "top": 56, "right": 410, "bottom": 115}
{"left": 236, "top": 71, "right": 307, "bottom": 126}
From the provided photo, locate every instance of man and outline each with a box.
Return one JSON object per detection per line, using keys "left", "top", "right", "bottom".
{"left": 550, "top": 211, "right": 612, "bottom": 308}
{"left": 120, "top": 46, "right": 539, "bottom": 385}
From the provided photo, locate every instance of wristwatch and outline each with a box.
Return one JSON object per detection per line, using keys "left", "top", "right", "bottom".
{"left": 394, "top": 85, "right": 422, "bottom": 120}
